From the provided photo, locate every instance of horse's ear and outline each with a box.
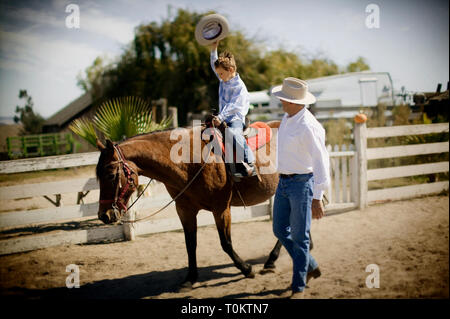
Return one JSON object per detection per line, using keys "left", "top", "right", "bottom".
{"left": 105, "top": 139, "right": 114, "bottom": 150}
{"left": 96, "top": 139, "right": 105, "bottom": 151}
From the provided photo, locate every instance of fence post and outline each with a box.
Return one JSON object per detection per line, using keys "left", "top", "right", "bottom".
{"left": 354, "top": 122, "right": 368, "bottom": 209}
{"left": 326, "top": 144, "right": 333, "bottom": 204}
{"left": 123, "top": 192, "right": 137, "bottom": 241}
{"left": 349, "top": 144, "right": 358, "bottom": 204}
{"left": 333, "top": 144, "right": 341, "bottom": 203}
{"left": 168, "top": 106, "right": 178, "bottom": 128}
{"left": 268, "top": 195, "right": 274, "bottom": 220}
{"left": 341, "top": 144, "right": 348, "bottom": 203}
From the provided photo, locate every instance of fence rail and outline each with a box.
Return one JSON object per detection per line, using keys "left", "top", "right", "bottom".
{"left": 366, "top": 123, "right": 449, "bottom": 138}
{"left": 0, "top": 151, "right": 100, "bottom": 174}
{"left": 366, "top": 142, "right": 449, "bottom": 160}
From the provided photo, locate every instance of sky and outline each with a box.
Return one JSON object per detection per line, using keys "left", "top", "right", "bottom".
{"left": 0, "top": 0, "right": 448, "bottom": 119}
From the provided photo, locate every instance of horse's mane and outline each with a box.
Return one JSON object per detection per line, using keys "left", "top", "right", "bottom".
{"left": 96, "top": 125, "right": 206, "bottom": 179}
{"left": 120, "top": 125, "right": 205, "bottom": 143}
{"left": 129, "top": 127, "right": 175, "bottom": 139}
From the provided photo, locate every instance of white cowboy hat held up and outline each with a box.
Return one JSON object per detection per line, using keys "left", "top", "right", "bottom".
{"left": 271, "top": 77, "right": 316, "bottom": 105}
{"left": 195, "top": 14, "right": 229, "bottom": 46}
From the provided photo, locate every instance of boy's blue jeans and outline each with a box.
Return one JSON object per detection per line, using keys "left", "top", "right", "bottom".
{"left": 224, "top": 119, "right": 255, "bottom": 164}
{"left": 272, "top": 173, "right": 319, "bottom": 293}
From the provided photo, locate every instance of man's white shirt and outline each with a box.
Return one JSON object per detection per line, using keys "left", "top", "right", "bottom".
{"left": 277, "top": 107, "right": 330, "bottom": 200}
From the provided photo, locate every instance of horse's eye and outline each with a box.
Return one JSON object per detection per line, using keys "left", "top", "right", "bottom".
{"left": 107, "top": 174, "right": 116, "bottom": 181}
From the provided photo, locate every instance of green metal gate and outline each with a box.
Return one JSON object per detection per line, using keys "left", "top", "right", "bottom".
{"left": 6, "top": 133, "right": 74, "bottom": 159}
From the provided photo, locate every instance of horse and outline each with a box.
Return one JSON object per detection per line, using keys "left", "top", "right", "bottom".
{"left": 95, "top": 121, "right": 288, "bottom": 289}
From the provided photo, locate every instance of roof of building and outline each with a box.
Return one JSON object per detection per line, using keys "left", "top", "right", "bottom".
{"left": 44, "top": 92, "right": 93, "bottom": 127}
{"left": 268, "top": 71, "right": 394, "bottom": 108}
{"left": 428, "top": 90, "right": 449, "bottom": 102}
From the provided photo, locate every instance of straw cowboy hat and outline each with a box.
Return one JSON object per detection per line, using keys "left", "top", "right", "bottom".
{"left": 195, "top": 14, "right": 229, "bottom": 46}
{"left": 271, "top": 77, "right": 316, "bottom": 105}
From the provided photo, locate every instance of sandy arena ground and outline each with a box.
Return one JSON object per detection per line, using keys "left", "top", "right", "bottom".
{"left": 0, "top": 195, "right": 448, "bottom": 299}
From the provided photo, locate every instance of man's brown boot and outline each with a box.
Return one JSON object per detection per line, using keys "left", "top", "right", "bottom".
{"left": 307, "top": 267, "right": 321, "bottom": 284}
{"left": 290, "top": 291, "right": 305, "bottom": 299}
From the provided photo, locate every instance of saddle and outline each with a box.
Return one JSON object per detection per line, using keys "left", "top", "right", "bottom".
{"left": 203, "top": 115, "right": 273, "bottom": 182}
{"left": 242, "top": 122, "right": 273, "bottom": 152}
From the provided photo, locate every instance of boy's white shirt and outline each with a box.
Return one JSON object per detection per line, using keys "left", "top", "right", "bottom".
{"left": 210, "top": 49, "right": 250, "bottom": 123}
{"left": 277, "top": 107, "right": 331, "bottom": 200}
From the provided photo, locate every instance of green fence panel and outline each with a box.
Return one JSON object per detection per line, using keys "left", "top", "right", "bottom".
{"left": 6, "top": 133, "right": 75, "bottom": 159}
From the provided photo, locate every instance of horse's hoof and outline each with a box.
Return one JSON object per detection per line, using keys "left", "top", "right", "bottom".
{"left": 259, "top": 268, "right": 275, "bottom": 275}
{"left": 263, "top": 263, "right": 276, "bottom": 269}
{"left": 245, "top": 270, "right": 255, "bottom": 278}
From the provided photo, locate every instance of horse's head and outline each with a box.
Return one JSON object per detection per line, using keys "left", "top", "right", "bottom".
{"left": 96, "top": 139, "right": 139, "bottom": 224}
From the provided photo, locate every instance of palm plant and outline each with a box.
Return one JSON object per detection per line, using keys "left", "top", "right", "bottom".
{"left": 69, "top": 96, "right": 172, "bottom": 147}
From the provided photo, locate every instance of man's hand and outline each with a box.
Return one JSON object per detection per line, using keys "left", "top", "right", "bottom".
{"left": 210, "top": 40, "right": 219, "bottom": 51}
{"left": 212, "top": 116, "right": 222, "bottom": 127}
{"left": 312, "top": 199, "right": 325, "bottom": 219}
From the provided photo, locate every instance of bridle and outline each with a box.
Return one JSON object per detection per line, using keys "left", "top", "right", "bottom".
{"left": 99, "top": 144, "right": 143, "bottom": 215}
{"left": 98, "top": 121, "right": 221, "bottom": 224}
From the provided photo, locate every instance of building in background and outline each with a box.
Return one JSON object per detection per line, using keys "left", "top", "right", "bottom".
{"left": 248, "top": 71, "right": 395, "bottom": 123}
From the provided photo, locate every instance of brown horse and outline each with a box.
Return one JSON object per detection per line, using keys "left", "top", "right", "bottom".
{"left": 96, "top": 121, "right": 284, "bottom": 289}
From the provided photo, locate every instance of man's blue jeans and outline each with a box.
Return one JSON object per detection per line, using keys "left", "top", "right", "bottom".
{"left": 272, "top": 173, "right": 319, "bottom": 292}
{"left": 225, "top": 120, "right": 255, "bottom": 164}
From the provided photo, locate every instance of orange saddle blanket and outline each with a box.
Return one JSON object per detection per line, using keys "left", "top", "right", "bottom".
{"left": 244, "top": 122, "right": 273, "bottom": 152}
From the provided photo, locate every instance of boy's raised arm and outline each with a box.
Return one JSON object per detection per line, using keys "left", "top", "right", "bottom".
{"left": 210, "top": 41, "right": 220, "bottom": 80}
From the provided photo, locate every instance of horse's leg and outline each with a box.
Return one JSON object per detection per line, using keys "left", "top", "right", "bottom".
{"left": 262, "top": 231, "right": 314, "bottom": 271}
{"left": 263, "top": 239, "right": 283, "bottom": 270}
{"left": 213, "top": 208, "right": 255, "bottom": 278}
{"left": 176, "top": 204, "right": 199, "bottom": 290}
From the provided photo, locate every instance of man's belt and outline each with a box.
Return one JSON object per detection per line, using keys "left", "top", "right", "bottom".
{"left": 279, "top": 173, "right": 313, "bottom": 178}
{"left": 279, "top": 173, "right": 299, "bottom": 178}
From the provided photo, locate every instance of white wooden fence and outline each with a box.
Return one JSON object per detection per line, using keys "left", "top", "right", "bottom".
{"left": 0, "top": 152, "right": 273, "bottom": 255}
{"left": 354, "top": 122, "right": 449, "bottom": 208}
{"left": 0, "top": 122, "right": 447, "bottom": 255}
{"left": 0, "top": 147, "right": 354, "bottom": 255}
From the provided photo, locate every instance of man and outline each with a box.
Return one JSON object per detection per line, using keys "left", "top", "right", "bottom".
{"left": 271, "top": 77, "right": 330, "bottom": 299}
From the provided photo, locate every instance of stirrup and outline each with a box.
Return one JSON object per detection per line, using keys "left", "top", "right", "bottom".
{"left": 241, "top": 162, "right": 257, "bottom": 177}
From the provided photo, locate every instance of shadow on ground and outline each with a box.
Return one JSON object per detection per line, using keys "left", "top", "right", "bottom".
{"left": 1, "top": 256, "right": 287, "bottom": 299}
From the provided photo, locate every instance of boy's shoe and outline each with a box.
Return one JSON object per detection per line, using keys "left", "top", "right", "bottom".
{"left": 233, "top": 162, "right": 257, "bottom": 178}
{"left": 242, "top": 162, "right": 257, "bottom": 177}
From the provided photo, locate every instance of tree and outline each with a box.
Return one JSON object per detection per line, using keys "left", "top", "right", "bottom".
{"left": 346, "top": 57, "right": 370, "bottom": 73}
{"left": 323, "top": 118, "right": 352, "bottom": 146}
{"left": 13, "top": 90, "right": 45, "bottom": 135}
{"left": 76, "top": 56, "right": 111, "bottom": 97}
{"left": 78, "top": 8, "right": 370, "bottom": 126}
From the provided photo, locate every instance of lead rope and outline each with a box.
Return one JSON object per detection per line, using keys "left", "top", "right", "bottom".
{"left": 125, "top": 178, "right": 153, "bottom": 211}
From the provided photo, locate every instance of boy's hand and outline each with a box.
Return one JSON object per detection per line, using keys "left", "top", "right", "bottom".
{"left": 312, "top": 199, "right": 324, "bottom": 219}
{"left": 212, "top": 116, "right": 222, "bottom": 127}
{"left": 210, "top": 40, "right": 219, "bottom": 51}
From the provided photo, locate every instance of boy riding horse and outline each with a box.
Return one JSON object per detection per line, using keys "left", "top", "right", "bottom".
{"left": 208, "top": 40, "right": 256, "bottom": 178}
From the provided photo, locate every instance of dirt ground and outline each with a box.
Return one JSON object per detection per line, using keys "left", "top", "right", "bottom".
{"left": 0, "top": 195, "right": 448, "bottom": 299}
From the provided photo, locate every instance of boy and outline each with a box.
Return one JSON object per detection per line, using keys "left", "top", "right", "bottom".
{"left": 209, "top": 40, "right": 255, "bottom": 177}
